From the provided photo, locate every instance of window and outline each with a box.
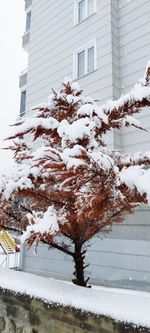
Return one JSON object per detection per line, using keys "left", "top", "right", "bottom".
{"left": 20, "top": 91, "right": 26, "bottom": 116}
{"left": 88, "top": 0, "right": 94, "bottom": 16}
{"left": 74, "top": 0, "right": 96, "bottom": 25}
{"left": 73, "top": 40, "right": 97, "bottom": 79}
{"left": 78, "top": 50, "right": 85, "bottom": 77}
{"left": 26, "top": 11, "right": 31, "bottom": 31}
{"left": 78, "top": 0, "right": 85, "bottom": 23}
{"left": 87, "top": 46, "right": 94, "bottom": 73}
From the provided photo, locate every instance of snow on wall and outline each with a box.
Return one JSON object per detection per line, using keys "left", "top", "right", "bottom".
{"left": 1, "top": 268, "right": 150, "bottom": 328}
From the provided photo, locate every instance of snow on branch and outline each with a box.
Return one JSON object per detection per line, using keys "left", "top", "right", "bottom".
{"left": 114, "top": 151, "right": 150, "bottom": 169}
{"left": 97, "top": 63, "right": 150, "bottom": 134}
{"left": 21, "top": 206, "right": 59, "bottom": 244}
{"left": 119, "top": 166, "right": 150, "bottom": 204}
{"left": 7, "top": 117, "right": 59, "bottom": 140}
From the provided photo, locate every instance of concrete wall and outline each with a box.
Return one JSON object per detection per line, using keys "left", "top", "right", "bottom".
{"left": 0, "top": 288, "right": 149, "bottom": 332}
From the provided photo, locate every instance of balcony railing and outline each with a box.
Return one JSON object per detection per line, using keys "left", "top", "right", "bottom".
{"left": 25, "top": 0, "right": 32, "bottom": 10}
{"left": 19, "top": 70, "right": 27, "bottom": 88}
{"left": 22, "top": 30, "right": 30, "bottom": 50}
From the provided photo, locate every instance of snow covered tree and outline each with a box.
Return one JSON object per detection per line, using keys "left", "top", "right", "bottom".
{"left": 0, "top": 63, "right": 150, "bottom": 287}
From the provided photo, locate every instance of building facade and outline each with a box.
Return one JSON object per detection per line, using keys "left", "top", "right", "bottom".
{"left": 19, "top": 0, "right": 150, "bottom": 290}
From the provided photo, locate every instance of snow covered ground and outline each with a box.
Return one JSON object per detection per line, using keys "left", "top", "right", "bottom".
{"left": 0, "top": 269, "right": 150, "bottom": 328}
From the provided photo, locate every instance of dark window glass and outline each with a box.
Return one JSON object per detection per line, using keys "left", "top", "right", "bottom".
{"left": 26, "top": 11, "right": 31, "bottom": 30}
{"left": 20, "top": 91, "right": 26, "bottom": 116}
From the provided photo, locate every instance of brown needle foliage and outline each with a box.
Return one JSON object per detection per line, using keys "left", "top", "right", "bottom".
{"left": 0, "top": 64, "right": 150, "bottom": 287}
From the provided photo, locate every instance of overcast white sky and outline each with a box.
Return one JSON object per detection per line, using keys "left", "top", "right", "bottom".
{"left": 0, "top": 0, "right": 27, "bottom": 172}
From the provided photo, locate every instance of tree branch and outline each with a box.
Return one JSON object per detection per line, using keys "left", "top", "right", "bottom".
{"left": 48, "top": 241, "right": 74, "bottom": 257}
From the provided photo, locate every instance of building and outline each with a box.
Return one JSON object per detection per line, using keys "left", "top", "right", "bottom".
{"left": 19, "top": 0, "right": 150, "bottom": 290}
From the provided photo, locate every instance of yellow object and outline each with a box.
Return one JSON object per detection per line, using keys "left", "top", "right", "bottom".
{"left": 2, "top": 230, "right": 16, "bottom": 251}
{"left": 0, "top": 231, "right": 17, "bottom": 254}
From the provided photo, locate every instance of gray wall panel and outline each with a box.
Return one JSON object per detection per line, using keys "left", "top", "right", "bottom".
{"left": 20, "top": 236, "right": 150, "bottom": 290}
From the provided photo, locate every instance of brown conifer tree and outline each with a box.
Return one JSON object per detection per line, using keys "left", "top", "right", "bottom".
{"left": 0, "top": 64, "right": 150, "bottom": 286}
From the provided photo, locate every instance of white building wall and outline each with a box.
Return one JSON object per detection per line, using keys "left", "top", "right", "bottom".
{"left": 26, "top": 0, "right": 114, "bottom": 107}
{"left": 20, "top": 0, "right": 150, "bottom": 290}
{"left": 109, "top": 0, "right": 150, "bottom": 289}
{"left": 119, "top": 0, "right": 150, "bottom": 152}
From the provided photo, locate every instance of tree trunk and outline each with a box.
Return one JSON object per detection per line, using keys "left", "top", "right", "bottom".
{"left": 72, "top": 242, "right": 88, "bottom": 287}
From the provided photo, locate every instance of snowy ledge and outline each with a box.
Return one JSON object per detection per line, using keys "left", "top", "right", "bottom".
{"left": 0, "top": 269, "right": 150, "bottom": 330}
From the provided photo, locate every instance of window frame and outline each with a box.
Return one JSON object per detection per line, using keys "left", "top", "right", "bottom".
{"left": 25, "top": 9, "right": 32, "bottom": 31}
{"left": 26, "top": 11, "right": 31, "bottom": 31}
{"left": 78, "top": 0, "right": 85, "bottom": 23}
{"left": 74, "top": 0, "right": 96, "bottom": 25}
{"left": 20, "top": 90, "right": 26, "bottom": 116}
{"left": 73, "top": 39, "right": 97, "bottom": 79}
